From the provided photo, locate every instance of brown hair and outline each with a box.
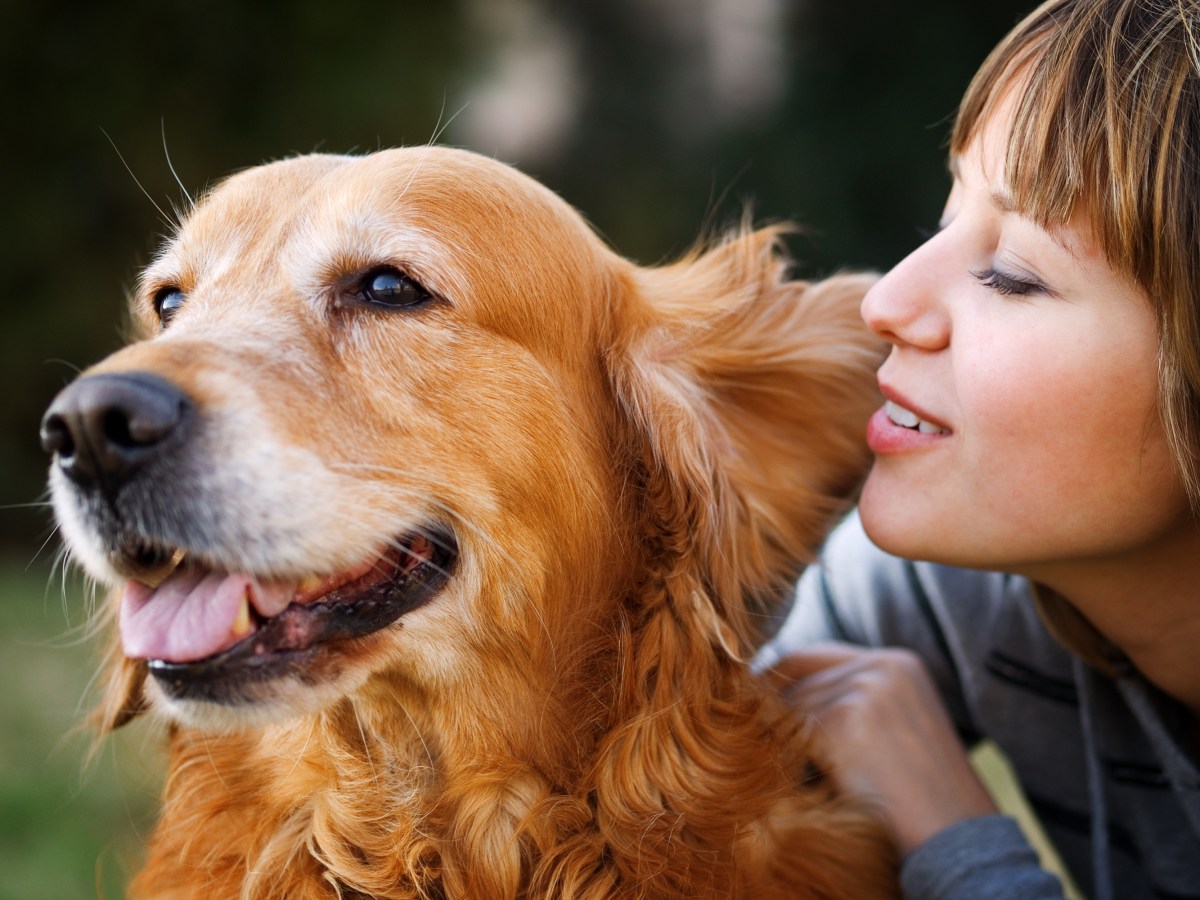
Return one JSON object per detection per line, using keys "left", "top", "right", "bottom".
{"left": 952, "top": 0, "right": 1200, "bottom": 512}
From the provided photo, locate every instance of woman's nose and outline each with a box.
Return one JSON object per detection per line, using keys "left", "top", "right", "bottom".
{"left": 860, "top": 241, "right": 951, "bottom": 351}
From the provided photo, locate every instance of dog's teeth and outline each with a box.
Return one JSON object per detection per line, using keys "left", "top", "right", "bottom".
{"left": 135, "top": 548, "right": 188, "bottom": 588}
{"left": 230, "top": 590, "right": 254, "bottom": 639}
{"left": 298, "top": 574, "right": 324, "bottom": 593}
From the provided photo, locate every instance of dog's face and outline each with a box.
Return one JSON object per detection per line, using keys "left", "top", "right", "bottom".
{"left": 46, "top": 148, "right": 636, "bottom": 728}
{"left": 45, "top": 147, "right": 882, "bottom": 733}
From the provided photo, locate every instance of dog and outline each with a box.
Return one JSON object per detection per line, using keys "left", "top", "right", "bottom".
{"left": 42, "top": 146, "right": 896, "bottom": 898}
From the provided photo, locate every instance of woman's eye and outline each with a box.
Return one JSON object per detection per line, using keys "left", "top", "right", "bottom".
{"left": 971, "top": 267, "right": 1047, "bottom": 298}
{"left": 154, "top": 287, "right": 187, "bottom": 325}
{"left": 358, "top": 267, "right": 432, "bottom": 309}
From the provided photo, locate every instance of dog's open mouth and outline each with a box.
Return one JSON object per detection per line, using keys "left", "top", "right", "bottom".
{"left": 120, "top": 530, "right": 456, "bottom": 700}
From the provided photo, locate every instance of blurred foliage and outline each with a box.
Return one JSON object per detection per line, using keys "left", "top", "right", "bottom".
{"left": 0, "top": 0, "right": 1034, "bottom": 555}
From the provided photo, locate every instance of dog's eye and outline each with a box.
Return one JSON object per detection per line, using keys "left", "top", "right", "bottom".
{"left": 154, "top": 287, "right": 187, "bottom": 326}
{"left": 358, "top": 267, "right": 432, "bottom": 309}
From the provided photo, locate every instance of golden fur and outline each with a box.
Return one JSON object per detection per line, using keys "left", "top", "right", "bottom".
{"left": 48, "top": 147, "right": 896, "bottom": 898}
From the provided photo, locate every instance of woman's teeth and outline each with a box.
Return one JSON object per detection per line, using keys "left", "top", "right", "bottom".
{"left": 885, "top": 400, "right": 948, "bottom": 435}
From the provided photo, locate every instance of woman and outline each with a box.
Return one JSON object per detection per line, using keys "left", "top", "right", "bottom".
{"left": 759, "top": 1, "right": 1200, "bottom": 898}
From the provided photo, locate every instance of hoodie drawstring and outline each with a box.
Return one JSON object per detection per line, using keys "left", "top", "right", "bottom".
{"left": 1075, "top": 657, "right": 1114, "bottom": 900}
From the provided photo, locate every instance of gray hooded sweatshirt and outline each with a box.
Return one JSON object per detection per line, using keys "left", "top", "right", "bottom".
{"left": 755, "top": 512, "right": 1200, "bottom": 900}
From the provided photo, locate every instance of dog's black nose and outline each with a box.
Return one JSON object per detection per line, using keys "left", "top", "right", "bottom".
{"left": 41, "top": 372, "right": 191, "bottom": 491}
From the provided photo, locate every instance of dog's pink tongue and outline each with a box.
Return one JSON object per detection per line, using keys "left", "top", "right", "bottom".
{"left": 120, "top": 569, "right": 292, "bottom": 663}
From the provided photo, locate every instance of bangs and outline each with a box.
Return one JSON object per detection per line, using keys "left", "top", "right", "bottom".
{"left": 950, "top": 0, "right": 1200, "bottom": 297}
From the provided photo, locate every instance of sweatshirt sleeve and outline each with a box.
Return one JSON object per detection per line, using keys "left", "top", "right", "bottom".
{"left": 901, "top": 815, "right": 1067, "bottom": 900}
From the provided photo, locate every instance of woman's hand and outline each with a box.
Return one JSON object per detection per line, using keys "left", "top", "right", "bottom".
{"left": 770, "top": 643, "right": 997, "bottom": 856}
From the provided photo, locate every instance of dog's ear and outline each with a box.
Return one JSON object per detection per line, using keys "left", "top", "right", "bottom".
{"left": 589, "top": 236, "right": 886, "bottom": 890}
{"left": 610, "top": 227, "right": 884, "bottom": 655}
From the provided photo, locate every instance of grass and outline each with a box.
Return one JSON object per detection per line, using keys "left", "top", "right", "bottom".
{"left": 0, "top": 558, "right": 162, "bottom": 900}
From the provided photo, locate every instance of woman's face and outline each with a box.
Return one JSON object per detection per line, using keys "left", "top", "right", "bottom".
{"left": 858, "top": 95, "right": 1190, "bottom": 579}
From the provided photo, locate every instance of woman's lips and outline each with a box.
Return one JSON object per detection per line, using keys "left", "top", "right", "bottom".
{"left": 866, "top": 404, "right": 952, "bottom": 454}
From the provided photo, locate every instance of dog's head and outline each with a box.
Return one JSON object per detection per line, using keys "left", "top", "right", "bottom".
{"left": 43, "top": 147, "right": 882, "bottom": 732}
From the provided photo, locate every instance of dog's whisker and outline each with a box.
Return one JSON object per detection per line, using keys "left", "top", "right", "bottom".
{"left": 101, "top": 128, "right": 176, "bottom": 230}
{"left": 349, "top": 701, "right": 381, "bottom": 789}
{"left": 83, "top": 578, "right": 106, "bottom": 633}
{"left": 160, "top": 119, "right": 195, "bottom": 214}
{"left": 426, "top": 94, "right": 470, "bottom": 149}
{"left": 64, "top": 572, "right": 111, "bottom": 645}
{"left": 27, "top": 521, "right": 64, "bottom": 572}
{"left": 44, "top": 356, "right": 85, "bottom": 376}
{"left": 76, "top": 649, "right": 118, "bottom": 727}
{"left": 0, "top": 500, "right": 54, "bottom": 510}
{"left": 377, "top": 534, "right": 452, "bottom": 576}
{"left": 281, "top": 717, "right": 319, "bottom": 785}
{"left": 195, "top": 733, "right": 235, "bottom": 793}
{"left": 50, "top": 544, "right": 69, "bottom": 593}
{"left": 49, "top": 549, "right": 85, "bottom": 634}
{"left": 395, "top": 698, "right": 435, "bottom": 773}
{"left": 167, "top": 198, "right": 191, "bottom": 234}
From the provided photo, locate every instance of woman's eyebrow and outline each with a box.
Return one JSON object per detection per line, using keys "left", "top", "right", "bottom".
{"left": 992, "top": 189, "right": 1080, "bottom": 256}
{"left": 945, "top": 154, "right": 1077, "bottom": 255}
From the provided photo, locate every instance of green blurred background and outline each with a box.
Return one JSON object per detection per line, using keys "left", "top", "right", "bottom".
{"left": 0, "top": 1, "right": 1034, "bottom": 896}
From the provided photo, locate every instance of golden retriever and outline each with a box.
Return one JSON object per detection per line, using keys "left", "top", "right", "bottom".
{"left": 42, "top": 146, "right": 896, "bottom": 898}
